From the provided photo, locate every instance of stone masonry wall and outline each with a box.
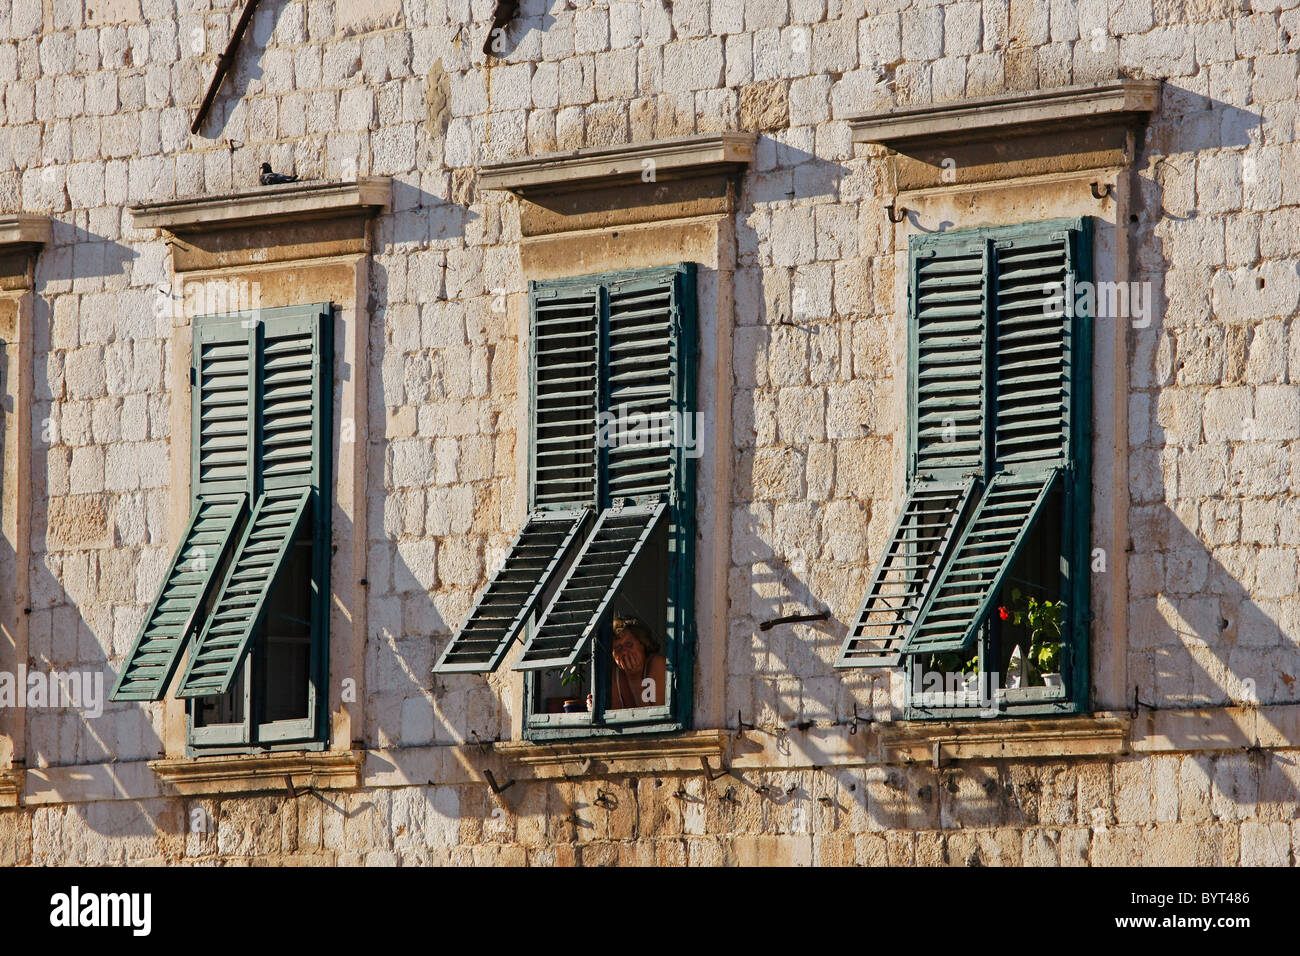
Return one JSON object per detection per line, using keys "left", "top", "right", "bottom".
{"left": 1, "top": 0, "right": 1299, "bottom": 863}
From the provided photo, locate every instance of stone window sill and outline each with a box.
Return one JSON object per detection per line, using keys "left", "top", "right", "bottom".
{"left": 149, "top": 749, "right": 363, "bottom": 797}
{"left": 496, "top": 729, "right": 728, "bottom": 778}
{"left": 0, "top": 768, "right": 22, "bottom": 808}
{"left": 875, "top": 715, "right": 1131, "bottom": 767}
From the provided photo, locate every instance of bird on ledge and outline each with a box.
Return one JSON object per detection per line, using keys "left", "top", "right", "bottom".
{"left": 260, "top": 162, "right": 298, "bottom": 186}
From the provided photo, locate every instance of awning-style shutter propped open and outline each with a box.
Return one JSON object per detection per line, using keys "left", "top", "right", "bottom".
{"left": 110, "top": 493, "right": 248, "bottom": 701}
{"left": 836, "top": 479, "right": 975, "bottom": 669}
{"left": 903, "top": 469, "right": 1060, "bottom": 656}
{"left": 433, "top": 509, "right": 592, "bottom": 674}
{"left": 176, "top": 486, "right": 313, "bottom": 698}
{"left": 514, "top": 502, "right": 667, "bottom": 672}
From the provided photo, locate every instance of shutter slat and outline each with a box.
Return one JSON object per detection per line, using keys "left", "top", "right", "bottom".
{"left": 531, "top": 284, "right": 599, "bottom": 511}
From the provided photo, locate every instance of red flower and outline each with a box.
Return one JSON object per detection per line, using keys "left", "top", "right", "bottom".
{"left": 998, "top": 606, "right": 1010, "bottom": 621}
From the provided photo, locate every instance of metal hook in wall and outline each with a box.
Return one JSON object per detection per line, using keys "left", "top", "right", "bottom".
{"left": 758, "top": 610, "right": 830, "bottom": 632}
{"left": 1090, "top": 181, "right": 1115, "bottom": 201}
{"left": 735, "top": 710, "right": 756, "bottom": 739}
{"left": 482, "top": 769, "right": 515, "bottom": 795}
{"left": 886, "top": 202, "right": 909, "bottom": 223}
{"left": 700, "top": 756, "right": 732, "bottom": 782}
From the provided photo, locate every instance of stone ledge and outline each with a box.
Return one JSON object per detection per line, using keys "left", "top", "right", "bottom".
{"left": 496, "top": 729, "right": 729, "bottom": 776}
{"left": 128, "top": 178, "right": 392, "bottom": 233}
{"left": 850, "top": 80, "right": 1161, "bottom": 148}
{"left": 0, "top": 768, "right": 22, "bottom": 808}
{"left": 876, "top": 715, "right": 1132, "bottom": 766}
{"left": 149, "top": 749, "right": 364, "bottom": 797}
{"left": 479, "top": 133, "right": 756, "bottom": 197}
{"left": 0, "top": 215, "right": 52, "bottom": 248}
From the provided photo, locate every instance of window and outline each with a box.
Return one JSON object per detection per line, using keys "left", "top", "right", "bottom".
{"left": 836, "top": 219, "right": 1092, "bottom": 718}
{"left": 434, "top": 263, "right": 697, "bottom": 739}
{"left": 110, "top": 304, "right": 332, "bottom": 753}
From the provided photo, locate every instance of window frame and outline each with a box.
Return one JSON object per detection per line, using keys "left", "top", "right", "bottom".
{"left": 183, "top": 304, "right": 333, "bottom": 755}
{"left": 893, "top": 218, "right": 1093, "bottom": 719}
{"left": 521, "top": 263, "right": 698, "bottom": 742}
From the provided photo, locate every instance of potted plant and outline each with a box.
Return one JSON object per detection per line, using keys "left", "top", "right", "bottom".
{"left": 559, "top": 661, "right": 590, "bottom": 712}
{"left": 1000, "top": 589, "right": 1065, "bottom": 688}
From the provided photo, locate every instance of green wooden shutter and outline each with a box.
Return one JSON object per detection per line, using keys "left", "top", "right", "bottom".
{"left": 174, "top": 304, "right": 330, "bottom": 698}
{"left": 903, "top": 469, "right": 1060, "bottom": 655}
{"left": 110, "top": 493, "right": 247, "bottom": 701}
{"left": 911, "top": 235, "right": 988, "bottom": 479}
{"left": 514, "top": 265, "right": 692, "bottom": 674}
{"left": 433, "top": 508, "right": 592, "bottom": 673}
{"left": 603, "top": 273, "right": 677, "bottom": 503}
{"left": 432, "top": 285, "right": 600, "bottom": 675}
{"left": 992, "top": 229, "right": 1075, "bottom": 470}
{"left": 531, "top": 282, "right": 599, "bottom": 510}
{"left": 176, "top": 486, "right": 312, "bottom": 697}
{"left": 514, "top": 501, "right": 667, "bottom": 671}
{"left": 193, "top": 318, "right": 255, "bottom": 494}
{"left": 111, "top": 318, "right": 256, "bottom": 702}
{"left": 835, "top": 478, "right": 975, "bottom": 669}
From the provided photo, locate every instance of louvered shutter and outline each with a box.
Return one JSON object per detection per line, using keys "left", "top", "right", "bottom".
{"left": 514, "top": 265, "right": 692, "bottom": 673}
{"left": 175, "top": 304, "right": 331, "bottom": 698}
{"left": 111, "top": 319, "right": 255, "bottom": 702}
{"left": 837, "top": 236, "right": 989, "bottom": 669}
{"left": 603, "top": 273, "right": 678, "bottom": 503}
{"left": 176, "top": 486, "right": 313, "bottom": 697}
{"left": 432, "top": 286, "right": 600, "bottom": 675}
{"left": 991, "top": 229, "right": 1077, "bottom": 470}
{"left": 433, "top": 508, "right": 591, "bottom": 673}
{"left": 514, "top": 501, "right": 668, "bottom": 671}
{"left": 835, "top": 478, "right": 975, "bottom": 668}
{"left": 902, "top": 469, "right": 1060, "bottom": 655}
{"left": 110, "top": 493, "right": 247, "bottom": 700}
{"left": 911, "top": 236, "right": 988, "bottom": 478}
{"left": 531, "top": 283, "right": 600, "bottom": 510}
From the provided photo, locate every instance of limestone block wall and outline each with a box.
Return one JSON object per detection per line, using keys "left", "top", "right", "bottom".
{"left": 0, "top": 0, "right": 1297, "bottom": 864}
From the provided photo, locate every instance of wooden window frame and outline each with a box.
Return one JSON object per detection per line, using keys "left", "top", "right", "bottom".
{"left": 184, "top": 304, "right": 333, "bottom": 755}
{"left": 522, "top": 264, "right": 698, "bottom": 742}
{"left": 902, "top": 218, "right": 1093, "bottom": 720}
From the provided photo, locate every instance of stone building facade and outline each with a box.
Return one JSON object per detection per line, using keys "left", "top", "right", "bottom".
{"left": 0, "top": 0, "right": 1299, "bottom": 866}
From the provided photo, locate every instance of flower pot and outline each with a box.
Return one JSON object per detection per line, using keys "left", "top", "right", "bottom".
{"left": 562, "top": 698, "right": 584, "bottom": 713}
{"left": 1041, "top": 673, "right": 1063, "bottom": 688}
{"left": 1006, "top": 645, "right": 1023, "bottom": 689}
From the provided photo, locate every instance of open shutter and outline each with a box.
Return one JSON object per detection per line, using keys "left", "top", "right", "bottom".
{"left": 110, "top": 493, "right": 247, "bottom": 701}
{"left": 175, "top": 486, "right": 312, "bottom": 697}
{"left": 175, "top": 305, "right": 330, "bottom": 699}
{"left": 112, "top": 317, "right": 255, "bottom": 703}
{"left": 992, "top": 230, "right": 1075, "bottom": 470}
{"left": 835, "top": 478, "right": 975, "bottom": 669}
{"left": 433, "top": 508, "right": 591, "bottom": 673}
{"left": 903, "top": 469, "right": 1060, "bottom": 655}
{"left": 911, "top": 236, "right": 988, "bottom": 478}
{"left": 531, "top": 282, "right": 599, "bottom": 510}
{"left": 514, "top": 502, "right": 667, "bottom": 671}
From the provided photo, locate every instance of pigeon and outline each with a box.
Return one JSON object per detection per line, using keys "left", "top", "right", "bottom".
{"left": 482, "top": 0, "right": 519, "bottom": 56}
{"left": 260, "top": 162, "right": 298, "bottom": 186}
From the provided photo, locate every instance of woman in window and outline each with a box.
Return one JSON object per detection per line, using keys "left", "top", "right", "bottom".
{"left": 609, "top": 616, "right": 666, "bottom": 709}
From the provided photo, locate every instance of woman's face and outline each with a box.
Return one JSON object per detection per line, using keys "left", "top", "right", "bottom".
{"left": 612, "top": 630, "right": 646, "bottom": 675}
